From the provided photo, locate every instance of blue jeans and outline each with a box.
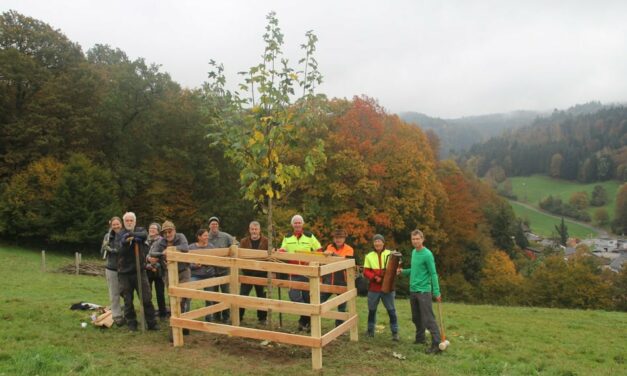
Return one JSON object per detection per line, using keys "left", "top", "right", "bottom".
{"left": 367, "top": 291, "right": 398, "bottom": 334}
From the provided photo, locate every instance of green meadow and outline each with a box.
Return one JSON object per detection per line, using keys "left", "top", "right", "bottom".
{"left": 509, "top": 201, "right": 598, "bottom": 238}
{"left": 504, "top": 175, "right": 623, "bottom": 237}
{"left": 1, "top": 246, "right": 626, "bottom": 375}
{"left": 509, "top": 175, "right": 621, "bottom": 222}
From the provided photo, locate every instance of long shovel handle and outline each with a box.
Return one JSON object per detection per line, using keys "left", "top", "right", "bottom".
{"left": 437, "top": 300, "right": 446, "bottom": 341}
{"left": 134, "top": 241, "right": 146, "bottom": 333}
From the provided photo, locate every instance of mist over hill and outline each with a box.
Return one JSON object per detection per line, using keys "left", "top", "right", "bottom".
{"left": 400, "top": 101, "right": 621, "bottom": 158}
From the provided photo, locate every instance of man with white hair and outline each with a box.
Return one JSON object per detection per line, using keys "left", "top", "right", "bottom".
{"left": 279, "top": 214, "right": 322, "bottom": 331}
{"left": 116, "top": 212, "right": 158, "bottom": 331}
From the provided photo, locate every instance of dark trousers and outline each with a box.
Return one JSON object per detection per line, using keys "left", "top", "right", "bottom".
{"left": 239, "top": 271, "right": 267, "bottom": 321}
{"left": 410, "top": 292, "right": 441, "bottom": 345}
{"left": 321, "top": 273, "right": 347, "bottom": 327}
{"left": 289, "top": 274, "right": 310, "bottom": 327}
{"left": 118, "top": 270, "right": 157, "bottom": 325}
{"left": 209, "top": 279, "right": 230, "bottom": 322}
{"left": 147, "top": 270, "right": 167, "bottom": 316}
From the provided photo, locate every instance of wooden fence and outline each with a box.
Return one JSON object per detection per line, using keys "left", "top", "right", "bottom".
{"left": 165, "top": 245, "right": 358, "bottom": 370}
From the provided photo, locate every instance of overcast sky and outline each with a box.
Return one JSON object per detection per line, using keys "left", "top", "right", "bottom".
{"left": 4, "top": 0, "right": 627, "bottom": 118}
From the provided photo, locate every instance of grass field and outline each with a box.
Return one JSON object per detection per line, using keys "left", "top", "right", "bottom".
{"left": 509, "top": 175, "right": 621, "bottom": 223}
{"left": 509, "top": 201, "right": 598, "bottom": 238}
{"left": 1, "top": 245, "right": 626, "bottom": 375}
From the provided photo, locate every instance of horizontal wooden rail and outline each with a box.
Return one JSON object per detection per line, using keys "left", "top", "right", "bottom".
{"left": 320, "top": 315, "right": 358, "bottom": 347}
{"left": 170, "top": 286, "right": 318, "bottom": 316}
{"left": 180, "top": 302, "right": 229, "bottom": 320}
{"left": 171, "top": 317, "right": 320, "bottom": 347}
{"left": 238, "top": 275, "right": 347, "bottom": 294}
{"left": 167, "top": 251, "right": 320, "bottom": 276}
{"left": 179, "top": 275, "right": 230, "bottom": 290}
{"left": 320, "top": 289, "right": 357, "bottom": 313}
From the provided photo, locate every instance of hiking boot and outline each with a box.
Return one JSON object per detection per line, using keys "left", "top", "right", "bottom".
{"left": 113, "top": 316, "right": 126, "bottom": 326}
{"left": 183, "top": 329, "right": 190, "bottom": 335}
{"left": 392, "top": 333, "right": 400, "bottom": 341}
{"left": 127, "top": 320, "right": 138, "bottom": 332}
{"left": 366, "top": 330, "right": 374, "bottom": 338}
{"left": 147, "top": 322, "right": 160, "bottom": 331}
{"left": 426, "top": 345, "right": 442, "bottom": 355}
{"left": 414, "top": 339, "right": 426, "bottom": 345}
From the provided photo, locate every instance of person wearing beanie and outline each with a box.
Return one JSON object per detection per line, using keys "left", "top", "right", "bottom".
{"left": 206, "top": 215, "right": 235, "bottom": 323}
{"left": 363, "top": 233, "right": 399, "bottom": 341}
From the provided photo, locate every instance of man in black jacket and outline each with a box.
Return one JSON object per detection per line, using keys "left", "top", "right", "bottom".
{"left": 116, "top": 212, "right": 158, "bottom": 331}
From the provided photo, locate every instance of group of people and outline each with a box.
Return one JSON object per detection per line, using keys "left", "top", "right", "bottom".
{"left": 101, "top": 212, "right": 444, "bottom": 354}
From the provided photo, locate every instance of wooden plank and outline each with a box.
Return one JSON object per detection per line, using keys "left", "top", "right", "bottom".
{"left": 188, "top": 248, "right": 230, "bottom": 256}
{"left": 237, "top": 248, "right": 269, "bottom": 259}
{"left": 346, "top": 266, "right": 358, "bottom": 342}
{"left": 309, "top": 262, "right": 323, "bottom": 371}
{"left": 319, "top": 259, "right": 355, "bottom": 276}
{"left": 166, "top": 252, "right": 320, "bottom": 276}
{"left": 270, "top": 251, "right": 344, "bottom": 265}
{"left": 229, "top": 245, "right": 240, "bottom": 327}
{"left": 167, "top": 258, "right": 183, "bottom": 347}
{"left": 239, "top": 276, "right": 347, "bottom": 294}
{"left": 169, "top": 286, "right": 318, "bottom": 316}
{"left": 320, "top": 315, "right": 358, "bottom": 347}
{"left": 170, "top": 317, "right": 320, "bottom": 347}
{"left": 180, "top": 302, "right": 229, "bottom": 320}
{"left": 178, "top": 275, "right": 230, "bottom": 290}
{"left": 320, "top": 310, "right": 350, "bottom": 321}
{"left": 320, "top": 289, "right": 357, "bottom": 313}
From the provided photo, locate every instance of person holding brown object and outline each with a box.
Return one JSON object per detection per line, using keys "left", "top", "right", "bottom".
{"left": 363, "top": 234, "right": 398, "bottom": 341}
{"left": 238, "top": 221, "right": 269, "bottom": 324}
{"left": 398, "top": 229, "right": 442, "bottom": 354}
{"left": 321, "top": 228, "right": 354, "bottom": 327}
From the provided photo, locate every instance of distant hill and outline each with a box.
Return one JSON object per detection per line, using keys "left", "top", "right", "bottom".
{"left": 400, "top": 101, "right": 622, "bottom": 158}
{"left": 400, "top": 110, "right": 542, "bottom": 157}
{"left": 459, "top": 103, "right": 627, "bottom": 182}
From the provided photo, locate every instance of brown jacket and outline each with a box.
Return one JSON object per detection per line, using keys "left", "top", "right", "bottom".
{"left": 239, "top": 235, "right": 269, "bottom": 251}
{"left": 239, "top": 235, "right": 269, "bottom": 277}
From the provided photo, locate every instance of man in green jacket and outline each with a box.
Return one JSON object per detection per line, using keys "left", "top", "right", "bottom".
{"left": 399, "top": 229, "right": 442, "bottom": 354}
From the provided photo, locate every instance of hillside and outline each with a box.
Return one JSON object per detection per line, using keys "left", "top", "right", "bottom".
{"left": 399, "top": 110, "right": 540, "bottom": 157}
{"left": 461, "top": 105, "right": 627, "bottom": 182}
{"left": 1, "top": 245, "right": 625, "bottom": 375}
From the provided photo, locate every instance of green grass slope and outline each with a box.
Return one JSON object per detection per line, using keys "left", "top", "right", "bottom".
{"left": 1, "top": 246, "right": 625, "bottom": 375}
{"left": 510, "top": 201, "right": 598, "bottom": 238}
{"left": 509, "top": 175, "right": 621, "bottom": 222}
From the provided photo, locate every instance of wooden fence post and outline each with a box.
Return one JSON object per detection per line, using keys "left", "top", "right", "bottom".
{"left": 41, "top": 250, "right": 46, "bottom": 272}
{"left": 167, "top": 246, "right": 183, "bottom": 346}
{"left": 229, "top": 244, "right": 240, "bottom": 327}
{"left": 310, "top": 262, "right": 322, "bottom": 371}
{"left": 347, "top": 265, "right": 359, "bottom": 341}
{"left": 75, "top": 252, "right": 80, "bottom": 275}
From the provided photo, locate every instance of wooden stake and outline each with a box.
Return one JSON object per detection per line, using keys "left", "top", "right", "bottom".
{"left": 229, "top": 244, "right": 240, "bottom": 327}
{"left": 167, "top": 246, "right": 183, "bottom": 346}
{"left": 75, "top": 252, "right": 80, "bottom": 275}
{"left": 41, "top": 250, "right": 46, "bottom": 272}
{"left": 310, "top": 262, "right": 322, "bottom": 371}
{"left": 347, "top": 265, "right": 359, "bottom": 342}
